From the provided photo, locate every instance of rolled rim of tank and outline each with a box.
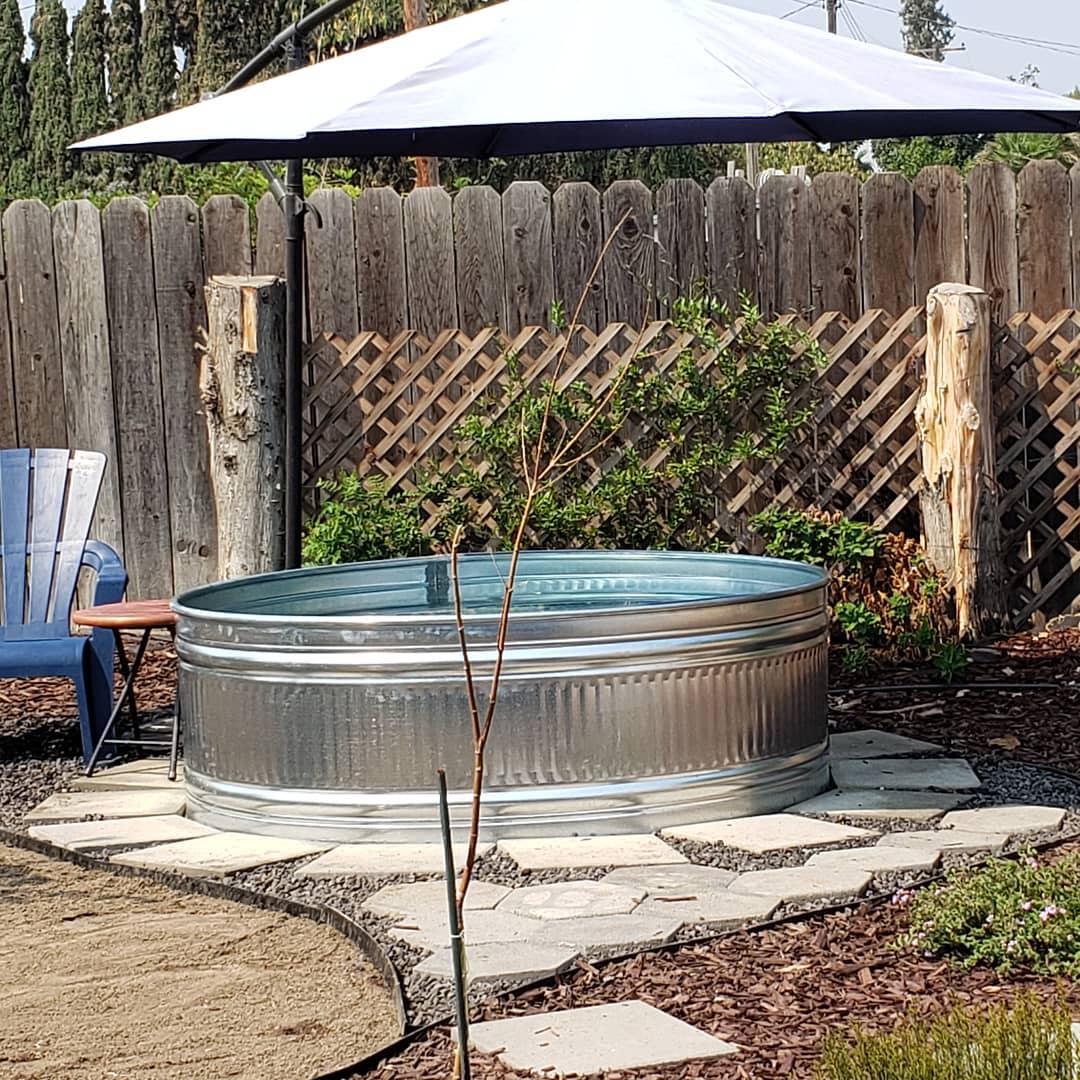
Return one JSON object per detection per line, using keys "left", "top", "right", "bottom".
{"left": 174, "top": 550, "right": 831, "bottom": 841}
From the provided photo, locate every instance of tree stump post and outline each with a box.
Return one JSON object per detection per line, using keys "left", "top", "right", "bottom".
{"left": 915, "top": 282, "right": 1006, "bottom": 639}
{"left": 200, "top": 275, "right": 286, "bottom": 579}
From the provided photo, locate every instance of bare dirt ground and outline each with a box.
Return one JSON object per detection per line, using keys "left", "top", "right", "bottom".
{"left": 0, "top": 845, "right": 401, "bottom": 1080}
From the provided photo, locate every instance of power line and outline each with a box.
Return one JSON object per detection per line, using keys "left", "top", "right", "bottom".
{"left": 780, "top": 0, "right": 822, "bottom": 20}
{"left": 847, "top": 0, "right": 1080, "bottom": 58}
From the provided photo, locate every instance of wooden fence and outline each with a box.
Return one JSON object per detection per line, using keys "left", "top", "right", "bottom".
{"left": 304, "top": 309, "right": 1080, "bottom": 626}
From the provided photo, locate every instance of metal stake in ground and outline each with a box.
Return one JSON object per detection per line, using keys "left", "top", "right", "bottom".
{"left": 437, "top": 769, "right": 471, "bottom": 1080}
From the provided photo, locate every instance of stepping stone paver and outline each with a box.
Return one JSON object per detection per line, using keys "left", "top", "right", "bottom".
{"left": 601, "top": 863, "right": 738, "bottom": 892}
{"left": 636, "top": 890, "right": 779, "bottom": 929}
{"left": 110, "top": 832, "right": 329, "bottom": 877}
{"left": 531, "top": 912, "right": 684, "bottom": 950}
{"left": 387, "top": 907, "right": 539, "bottom": 951}
{"left": 89, "top": 757, "right": 176, "bottom": 775}
{"left": 417, "top": 942, "right": 579, "bottom": 984}
{"left": 70, "top": 769, "right": 185, "bottom": 791}
{"left": 24, "top": 788, "right": 186, "bottom": 823}
{"left": 28, "top": 814, "right": 216, "bottom": 851}
{"left": 467, "top": 1001, "right": 738, "bottom": 1074}
{"left": 805, "top": 845, "right": 940, "bottom": 876}
{"left": 829, "top": 729, "right": 942, "bottom": 759}
{"left": 831, "top": 757, "right": 982, "bottom": 792}
{"left": 497, "top": 881, "right": 645, "bottom": 921}
{"left": 877, "top": 829, "right": 1008, "bottom": 857}
{"left": 363, "top": 879, "right": 510, "bottom": 918}
{"left": 788, "top": 788, "right": 968, "bottom": 821}
{"left": 728, "top": 865, "right": 873, "bottom": 903}
{"left": 661, "top": 813, "right": 875, "bottom": 853}
{"left": 498, "top": 833, "right": 686, "bottom": 870}
{"left": 297, "top": 841, "right": 494, "bottom": 878}
{"left": 939, "top": 805, "right": 1066, "bottom": 838}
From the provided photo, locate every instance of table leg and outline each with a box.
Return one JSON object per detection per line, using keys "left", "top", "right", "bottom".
{"left": 85, "top": 627, "right": 152, "bottom": 777}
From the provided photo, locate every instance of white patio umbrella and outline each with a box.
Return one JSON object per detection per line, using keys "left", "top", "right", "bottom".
{"left": 75, "top": 0, "right": 1080, "bottom": 161}
{"left": 73, "top": 0, "right": 1080, "bottom": 568}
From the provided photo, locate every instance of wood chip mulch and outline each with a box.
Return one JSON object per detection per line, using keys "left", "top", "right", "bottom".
{"left": 828, "top": 628, "right": 1080, "bottom": 775}
{"left": 366, "top": 845, "right": 1080, "bottom": 1079}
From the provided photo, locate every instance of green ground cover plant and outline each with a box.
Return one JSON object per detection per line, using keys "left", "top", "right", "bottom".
{"left": 895, "top": 853, "right": 1080, "bottom": 978}
{"left": 817, "top": 993, "right": 1075, "bottom": 1080}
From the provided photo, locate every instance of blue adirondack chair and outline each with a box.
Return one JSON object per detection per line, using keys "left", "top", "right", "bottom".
{"left": 0, "top": 448, "right": 128, "bottom": 762}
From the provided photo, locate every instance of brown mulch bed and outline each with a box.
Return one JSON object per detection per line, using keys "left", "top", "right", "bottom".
{"left": 828, "top": 628, "right": 1080, "bottom": 775}
{"left": 366, "top": 842, "right": 1080, "bottom": 1079}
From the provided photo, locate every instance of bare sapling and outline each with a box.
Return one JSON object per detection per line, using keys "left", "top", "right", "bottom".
{"left": 442, "top": 211, "right": 648, "bottom": 1077}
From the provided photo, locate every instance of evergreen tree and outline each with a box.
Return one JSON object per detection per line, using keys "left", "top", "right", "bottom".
{"left": 27, "top": 0, "right": 73, "bottom": 197}
{"left": 140, "top": 0, "right": 177, "bottom": 117}
{"left": 900, "top": 0, "right": 954, "bottom": 62}
{"left": 0, "top": 0, "right": 30, "bottom": 193}
{"left": 71, "top": 0, "right": 110, "bottom": 140}
{"left": 193, "top": 0, "right": 279, "bottom": 99}
{"left": 108, "top": 0, "right": 141, "bottom": 127}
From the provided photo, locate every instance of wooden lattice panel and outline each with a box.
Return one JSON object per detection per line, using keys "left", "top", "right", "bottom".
{"left": 302, "top": 309, "right": 1080, "bottom": 624}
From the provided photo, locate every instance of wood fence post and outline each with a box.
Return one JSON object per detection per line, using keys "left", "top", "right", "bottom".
{"left": 915, "top": 282, "right": 1005, "bottom": 639}
{"left": 201, "top": 275, "right": 286, "bottom": 579}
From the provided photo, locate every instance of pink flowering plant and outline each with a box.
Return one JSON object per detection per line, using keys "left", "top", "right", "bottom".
{"left": 897, "top": 851, "right": 1080, "bottom": 977}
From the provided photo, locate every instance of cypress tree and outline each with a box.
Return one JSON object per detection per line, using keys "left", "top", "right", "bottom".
{"left": 194, "top": 0, "right": 279, "bottom": 98}
{"left": 108, "top": 0, "right": 141, "bottom": 127}
{"left": 27, "top": 0, "right": 73, "bottom": 197}
{"left": 141, "top": 0, "right": 177, "bottom": 117}
{"left": 71, "top": 0, "right": 110, "bottom": 140}
{"left": 900, "top": 0, "right": 955, "bottom": 62}
{"left": 0, "top": 0, "right": 30, "bottom": 194}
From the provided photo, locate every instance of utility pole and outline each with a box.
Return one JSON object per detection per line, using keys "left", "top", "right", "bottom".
{"left": 826, "top": 0, "right": 838, "bottom": 33}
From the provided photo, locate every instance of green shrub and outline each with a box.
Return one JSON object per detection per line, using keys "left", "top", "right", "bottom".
{"left": 302, "top": 474, "right": 441, "bottom": 565}
{"left": 897, "top": 853, "right": 1080, "bottom": 978}
{"left": 818, "top": 994, "right": 1075, "bottom": 1080}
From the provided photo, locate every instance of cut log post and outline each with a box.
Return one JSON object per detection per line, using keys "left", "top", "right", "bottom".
{"left": 200, "top": 275, "right": 286, "bottom": 579}
{"left": 915, "top": 282, "right": 1006, "bottom": 639}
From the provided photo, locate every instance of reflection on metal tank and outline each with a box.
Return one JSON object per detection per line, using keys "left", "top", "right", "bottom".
{"left": 174, "top": 550, "right": 829, "bottom": 841}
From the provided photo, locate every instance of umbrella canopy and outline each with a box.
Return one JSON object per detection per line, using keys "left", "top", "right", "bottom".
{"left": 76, "top": 0, "right": 1080, "bottom": 163}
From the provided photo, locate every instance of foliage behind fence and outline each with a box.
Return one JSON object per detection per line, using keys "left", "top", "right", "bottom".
{"left": 304, "top": 308, "right": 1080, "bottom": 625}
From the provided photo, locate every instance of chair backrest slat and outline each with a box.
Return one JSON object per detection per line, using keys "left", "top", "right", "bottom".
{"left": 50, "top": 452, "right": 107, "bottom": 623}
{"left": 26, "top": 450, "right": 72, "bottom": 625}
{"left": 0, "top": 448, "right": 106, "bottom": 630}
{"left": 0, "top": 449, "right": 32, "bottom": 626}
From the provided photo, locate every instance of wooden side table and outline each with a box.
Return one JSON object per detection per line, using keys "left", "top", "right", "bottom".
{"left": 72, "top": 600, "right": 180, "bottom": 781}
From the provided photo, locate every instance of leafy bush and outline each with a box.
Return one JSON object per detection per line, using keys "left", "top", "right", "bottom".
{"left": 453, "top": 292, "right": 826, "bottom": 551}
{"left": 818, "top": 993, "right": 1075, "bottom": 1080}
{"left": 751, "top": 507, "right": 957, "bottom": 670}
{"left": 302, "top": 474, "right": 442, "bottom": 565}
{"left": 896, "top": 852, "right": 1080, "bottom": 978}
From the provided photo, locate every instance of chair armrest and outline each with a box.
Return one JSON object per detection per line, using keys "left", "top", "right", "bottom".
{"left": 82, "top": 540, "right": 128, "bottom": 606}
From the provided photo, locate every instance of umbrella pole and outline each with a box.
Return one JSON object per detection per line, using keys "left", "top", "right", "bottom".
{"left": 283, "top": 34, "right": 306, "bottom": 570}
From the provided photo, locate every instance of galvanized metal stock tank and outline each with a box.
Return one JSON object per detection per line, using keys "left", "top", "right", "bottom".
{"left": 174, "top": 551, "right": 829, "bottom": 841}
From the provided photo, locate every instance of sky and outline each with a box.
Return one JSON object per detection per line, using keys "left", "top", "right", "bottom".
{"left": 34, "top": 0, "right": 1080, "bottom": 98}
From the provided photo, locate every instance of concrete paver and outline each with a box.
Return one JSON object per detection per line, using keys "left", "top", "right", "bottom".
{"left": 71, "top": 768, "right": 185, "bottom": 791}
{"left": 788, "top": 788, "right": 968, "bottom": 821}
{"left": 531, "top": 912, "right": 683, "bottom": 951}
{"left": 498, "top": 834, "right": 685, "bottom": 870}
{"left": 28, "top": 814, "right": 215, "bottom": 851}
{"left": 830, "top": 757, "right": 982, "bottom": 792}
{"left": 661, "top": 813, "right": 875, "bottom": 853}
{"left": 497, "top": 881, "right": 645, "bottom": 921}
{"left": 297, "top": 842, "right": 493, "bottom": 879}
{"left": 601, "top": 863, "right": 738, "bottom": 892}
{"left": 24, "top": 789, "right": 186, "bottom": 822}
{"left": 635, "top": 890, "right": 779, "bottom": 929}
{"left": 417, "top": 942, "right": 579, "bottom": 984}
{"left": 805, "top": 845, "right": 940, "bottom": 876}
{"left": 388, "top": 907, "right": 540, "bottom": 951}
{"left": 877, "top": 829, "right": 1008, "bottom": 857}
{"left": 110, "top": 832, "right": 329, "bottom": 878}
{"left": 363, "top": 879, "right": 510, "bottom": 918}
{"left": 728, "top": 865, "right": 873, "bottom": 903}
{"left": 939, "top": 805, "right": 1066, "bottom": 838}
{"left": 829, "top": 729, "right": 942, "bottom": 759}
{"left": 468, "top": 1001, "right": 738, "bottom": 1074}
